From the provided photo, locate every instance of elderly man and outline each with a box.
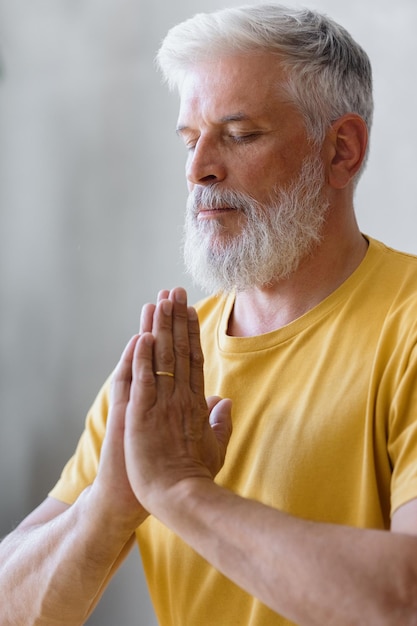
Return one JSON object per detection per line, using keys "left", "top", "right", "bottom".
{"left": 2, "top": 4, "right": 417, "bottom": 625}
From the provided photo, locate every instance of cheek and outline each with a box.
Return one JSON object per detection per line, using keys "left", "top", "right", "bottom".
{"left": 236, "top": 154, "right": 282, "bottom": 196}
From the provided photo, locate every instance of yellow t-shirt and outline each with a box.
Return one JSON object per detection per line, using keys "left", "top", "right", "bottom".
{"left": 50, "top": 237, "right": 417, "bottom": 625}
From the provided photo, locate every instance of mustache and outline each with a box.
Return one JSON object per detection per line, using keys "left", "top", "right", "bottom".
{"left": 187, "top": 186, "right": 260, "bottom": 215}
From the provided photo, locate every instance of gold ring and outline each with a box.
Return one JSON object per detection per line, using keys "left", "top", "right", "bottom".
{"left": 155, "top": 370, "right": 175, "bottom": 378}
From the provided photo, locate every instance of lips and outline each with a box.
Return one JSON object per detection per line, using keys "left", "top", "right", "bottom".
{"left": 198, "top": 206, "right": 236, "bottom": 214}
{"left": 188, "top": 186, "right": 249, "bottom": 218}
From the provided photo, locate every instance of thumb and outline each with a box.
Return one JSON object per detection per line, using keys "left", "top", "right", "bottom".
{"left": 207, "top": 396, "right": 233, "bottom": 460}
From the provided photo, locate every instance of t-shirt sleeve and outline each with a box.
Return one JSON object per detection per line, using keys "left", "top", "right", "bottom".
{"left": 48, "top": 376, "right": 112, "bottom": 505}
{"left": 389, "top": 342, "right": 417, "bottom": 515}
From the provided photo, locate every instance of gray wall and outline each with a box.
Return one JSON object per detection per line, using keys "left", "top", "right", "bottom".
{"left": 1, "top": 0, "right": 416, "bottom": 624}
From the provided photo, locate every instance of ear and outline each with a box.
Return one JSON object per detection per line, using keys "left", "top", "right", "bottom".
{"left": 324, "top": 114, "right": 368, "bottom": 189}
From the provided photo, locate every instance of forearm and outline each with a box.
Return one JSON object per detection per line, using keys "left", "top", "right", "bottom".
{"left": 0, "top": 490, "right": 141, "bottom": 626}
{"left": 153, "top": 478, "right": 417, "bottom": 626}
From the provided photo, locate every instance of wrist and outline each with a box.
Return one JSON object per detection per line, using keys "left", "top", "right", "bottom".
{"left": 84, "top": 483, "right": 148, "bottom": 537}
{"left": 149, "top": 476, "right": 221, "bottom": 527}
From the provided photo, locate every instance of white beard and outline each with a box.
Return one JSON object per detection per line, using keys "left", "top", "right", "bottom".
{"left": 183, "top": 153, "right": 330, "bottom": 294}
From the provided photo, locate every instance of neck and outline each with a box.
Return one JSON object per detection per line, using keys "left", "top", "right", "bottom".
{"left": 228, "top": 225, "right": 368, "bottom": 337}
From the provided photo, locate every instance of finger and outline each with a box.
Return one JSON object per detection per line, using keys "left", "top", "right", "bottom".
{"left": 157, "top": 289, "right": 170, "bottom": 303}
{"left": 188, "top": 306, "right": 205, "bottom": 396}
{"left": 139, "top": 290, "right": 170, "bottom": 335}
{"left": 152, "top": 298, "right": 176, "bottom": 382}
{"left": 169, "top": 288, "right": 191, "bottom": 385}
{"left": 140, "top": 303, "right": 156, "bottom": 335}
{"left": 110, "top": 335, "right": 140, "bottom": 405}
{"left": 206, "top": 395, "right": 222, "bottom": 413}
{"left": 130, "top": 332, "right": 157, "bottom": 409}
{"left": 208, "top": 397, "right": 233, "bottom": 464}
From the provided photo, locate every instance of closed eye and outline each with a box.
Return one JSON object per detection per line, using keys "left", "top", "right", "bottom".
{"left": 228, "top": 133, "right": 262, "bottom": 144}
{"left": 177, "top": 136, "right": 198, "bottom": 152}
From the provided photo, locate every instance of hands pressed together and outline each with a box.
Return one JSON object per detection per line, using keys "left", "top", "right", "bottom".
{"left": 95, "top": 287, "right": 232, "bottom": 528}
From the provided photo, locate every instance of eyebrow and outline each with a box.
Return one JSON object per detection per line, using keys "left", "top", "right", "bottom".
{"left": 219, "top": 113, "right": 252, "bottom": 123}
{"left": 176, "top": 112, "right": 254, "bottom": 135}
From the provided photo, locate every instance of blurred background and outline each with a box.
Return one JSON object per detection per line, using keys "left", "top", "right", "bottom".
{"left": 0, "top": 0, "right": 416, "bottom": 624}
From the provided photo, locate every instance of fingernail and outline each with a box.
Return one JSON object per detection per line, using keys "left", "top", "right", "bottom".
{"left": 175, "top": 289, "right": 187, "bottom": 304}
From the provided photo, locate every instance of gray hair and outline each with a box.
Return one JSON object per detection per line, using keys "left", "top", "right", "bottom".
{"left": 157, "top": 3, "right": 373, "bottom": 164}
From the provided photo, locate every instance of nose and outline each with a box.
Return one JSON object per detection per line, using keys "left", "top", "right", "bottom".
{"left": 186, "top": 136, "right": 227, "bottom": 187}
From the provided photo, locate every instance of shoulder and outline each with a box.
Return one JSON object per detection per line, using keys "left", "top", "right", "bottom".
{"left": 363, "top": 238, "right": 417, "bottom": 352}
{"left": 365, "top": 237, "right": 417, "bottom": 299}
{"left": 368, "top": 237, "right": 417, "bottom": 273}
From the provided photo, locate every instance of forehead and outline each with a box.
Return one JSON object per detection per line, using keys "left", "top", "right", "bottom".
{"left": 177, "top": 52, "right": 293, "bottom": 124}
